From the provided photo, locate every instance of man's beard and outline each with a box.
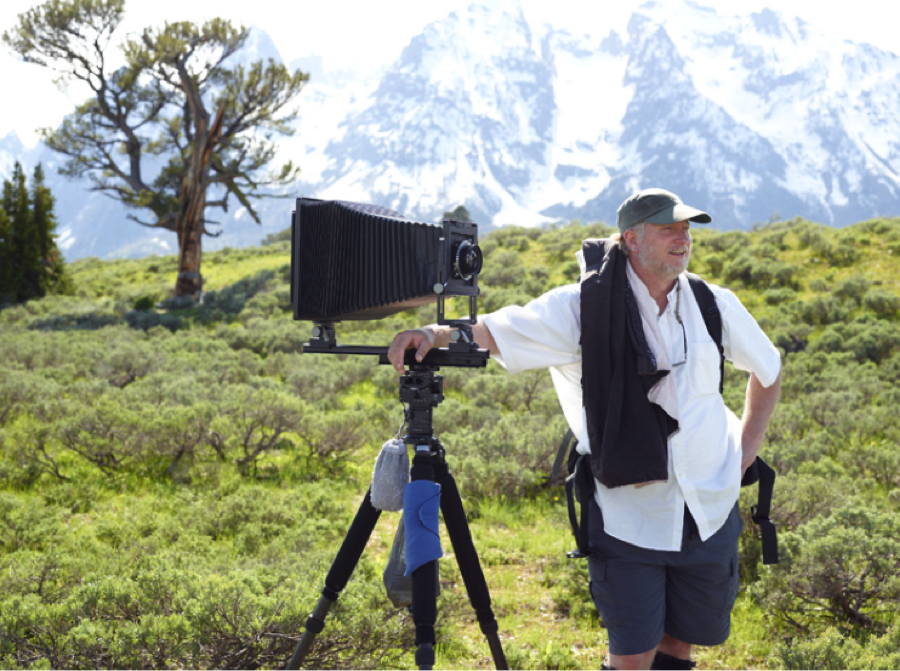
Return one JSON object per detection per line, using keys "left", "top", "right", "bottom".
{"left": 636, "top": 245, "right": 690, "bottom": 281}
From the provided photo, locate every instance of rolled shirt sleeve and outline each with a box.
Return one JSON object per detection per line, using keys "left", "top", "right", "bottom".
{"left": 713, "top": 286, "right": 782, "bottom": 387}
{"left": 480, "top": 284, "right": 583, "bottom": 374}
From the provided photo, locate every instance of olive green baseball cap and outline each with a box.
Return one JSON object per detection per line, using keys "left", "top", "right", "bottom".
{"left": 616, "top": 188, "right": 712, "bottom": 232}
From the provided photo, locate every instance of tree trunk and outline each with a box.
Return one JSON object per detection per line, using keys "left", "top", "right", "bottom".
{"left": 174, "top": 184, "right": 206, "bottom": 297}
{"left": 174, "top": 103, "right": 226, "bottom": 298}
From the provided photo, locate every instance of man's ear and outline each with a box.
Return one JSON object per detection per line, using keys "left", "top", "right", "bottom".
{"left": 622, "top": 229, "right": 639, "bottom": 253}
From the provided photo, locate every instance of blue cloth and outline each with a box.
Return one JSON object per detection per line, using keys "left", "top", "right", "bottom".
{"left": 403, "top": 480, "right": 443, "bottom": 575}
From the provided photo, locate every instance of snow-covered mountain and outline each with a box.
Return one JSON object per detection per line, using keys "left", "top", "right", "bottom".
{"left": 298, "top": 0, "right": 900, "bottom": 230}
{"left": 5, "top": 0, "right": 900, "bottom": 261}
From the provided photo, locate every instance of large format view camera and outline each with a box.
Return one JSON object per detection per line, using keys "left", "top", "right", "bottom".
{"left": 290, "top": 198, "right": 483, "bottom": 328}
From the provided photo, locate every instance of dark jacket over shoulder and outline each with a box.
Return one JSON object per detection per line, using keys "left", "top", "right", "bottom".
{"left": 580, "top": 239, "right": 678, "bottom": 488}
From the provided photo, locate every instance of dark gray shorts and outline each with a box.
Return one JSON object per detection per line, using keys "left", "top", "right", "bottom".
{"left": 587, "top": 499, "right": 742, "bottom": 656}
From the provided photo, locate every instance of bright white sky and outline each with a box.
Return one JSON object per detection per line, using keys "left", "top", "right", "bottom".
{"left": 1, "top": 0, "right": 898, "bottom": 147}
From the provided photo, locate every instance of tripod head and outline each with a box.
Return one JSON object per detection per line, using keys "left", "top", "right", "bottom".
{"left": 400, "top": 365, "right": 445, "bottom": 449}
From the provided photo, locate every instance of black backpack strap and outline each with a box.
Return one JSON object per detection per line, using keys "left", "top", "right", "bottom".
{"left": 686, "top": 273, "right": 724, "bottom": 394}
{"left": 751, "top": 457, "right": 779, "bottom": 564}
{"left": 550, "top": 428, "right": 577, "bottom": 484}
{"left": 565, "top": 451, "right": 594, "bottom": 559}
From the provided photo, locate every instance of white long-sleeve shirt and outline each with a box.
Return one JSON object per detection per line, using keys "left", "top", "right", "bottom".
{"left": 481, "top": 265, "right": 781, "bottom": 551}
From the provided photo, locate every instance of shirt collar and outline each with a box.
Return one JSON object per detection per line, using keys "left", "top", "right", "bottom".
{"left": 625, "top": 260, "right": 683, "bottom": 318}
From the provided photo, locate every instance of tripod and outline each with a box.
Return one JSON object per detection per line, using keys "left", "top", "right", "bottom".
{"left": 286, "top": 360, "right": 508, "bottom": 671}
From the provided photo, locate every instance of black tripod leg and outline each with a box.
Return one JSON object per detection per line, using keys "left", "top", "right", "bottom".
{"left": 434, "top": 462, "right": 508, "bottom": 670}
{"left": 408, "top": 449, "right": 439, "bottom": 670}
{"left": 286, "top": 488, "right": 382, "bottom": 670}
{"left": 411, "top": 559, "right": 438, "bottom": 669}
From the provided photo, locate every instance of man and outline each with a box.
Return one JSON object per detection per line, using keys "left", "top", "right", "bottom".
{"left": 387, "top": 188, "right": 782, "bottom": 670}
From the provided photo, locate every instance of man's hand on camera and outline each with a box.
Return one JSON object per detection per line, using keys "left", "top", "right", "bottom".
{"left": 387, "top": 328, "right": 436, "bottom": 374}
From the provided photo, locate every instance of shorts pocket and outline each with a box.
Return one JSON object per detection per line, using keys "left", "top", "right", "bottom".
{"left": 720, "top": 555, "right": 740, "bottom": 618}
{"left": 589, "top": 567, "right": 621, "bottom": 629}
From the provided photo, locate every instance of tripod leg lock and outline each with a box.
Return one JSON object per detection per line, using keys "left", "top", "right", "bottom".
{"left": 478, "top": 618, "right": 500, "bottom": 636}
{"left": 304, "top": 616, "right": 326, "bottom": 634}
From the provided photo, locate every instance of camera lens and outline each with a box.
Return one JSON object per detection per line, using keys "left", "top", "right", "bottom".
{"left": 453, "top": 240, "right": 483, "bottom": 280}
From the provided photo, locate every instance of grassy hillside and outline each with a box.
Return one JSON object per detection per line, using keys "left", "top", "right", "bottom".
{"left": 1, "top": 216, "right": 899, "bottom": 669}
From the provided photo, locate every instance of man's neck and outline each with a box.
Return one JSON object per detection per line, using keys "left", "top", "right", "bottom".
{"left": 627, "top": 258, "right": 678, "bottom": 314}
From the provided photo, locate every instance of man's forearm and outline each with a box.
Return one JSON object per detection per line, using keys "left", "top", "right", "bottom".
{"left": 740, "top": 371, "right": 781, "bottom": 469}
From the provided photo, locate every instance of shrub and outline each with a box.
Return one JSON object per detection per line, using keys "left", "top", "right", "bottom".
{"left": 479, "top": 250, "right": 525, "bottom": 288}
{"left": 794, "top": 296, "right": 850, "bottom": 326}
{"left": 763, "top": 287, "right": 797, "bottom": 305}
{"left": 446, "top": 413, "right": 568, "bottom": 500}
{"left": 0, "top": 368, "right": 59, "bottom": 427}
{"left": 56, "top": 397, "right": 139, "bottom": 476}
{"left": 863, "top": 289, "right": 900, "bottom": 317}
{"left": 756, "top": 502, "right": 900, "bottom": 635}
{"left": 833, "top": 276, "right": 871, "bottom": 304}
{"left": 133, "top": 296, "right": 156, "bottom": 311}
{"left": 214, "top": 386, "right": 306, "bottom": 474}
{"left": 776, "top": 623, "right": 900, "bottom": 670}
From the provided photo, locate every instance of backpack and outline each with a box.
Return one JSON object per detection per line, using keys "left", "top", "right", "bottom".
{"left": 556, "top": 273, "right": 779, "bottom": 564}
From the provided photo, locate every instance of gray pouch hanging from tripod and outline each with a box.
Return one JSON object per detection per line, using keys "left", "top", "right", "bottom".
{"left": 383, "top": 516, "right": 440, "bottom": 608}
{"left": 371, "top": 438, "right": 409, "bottom": 512}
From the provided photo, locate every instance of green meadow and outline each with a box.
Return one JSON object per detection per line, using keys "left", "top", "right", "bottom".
{"left": 1, "top": 217, "right": 900, "bottom": 669}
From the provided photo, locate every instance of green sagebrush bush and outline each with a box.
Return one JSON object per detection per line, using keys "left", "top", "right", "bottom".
{"left": 832, "top": 276, "right": 872, "bottom": 305}
{"left": 723, "top": 253, "right": 800, "bottom": 290}
{"left": 1, "top": 326, "right": 157, "bottom": 383}
{"left": 754, "top": 502, "right": 900, "bottom": 636}
{"left": 808, "top": 319, "right": 900, "bottom": 364}
{"left": 444, "top": 413, "right": 568, "bottom": 500}
{"left": 533, "top": 222, "right": 613, "bottom": 263}
{"left": 775, "top": 622, "right": 900, "bottom": 670}
{"left": 133, "top": 295, "right": 157, "bottom": 311}
{"left": 197, "top": 267, "right": 287, "bottom": 323}
{"left": 770, "top": 351, "right": 899, "bottom": 448}
{"left": 0, "top": 484, "right": 415, "bottom": 670}
{"left": 125, "top": 309, "right": 182, "bottom": 332}
{"left": 0, "top": 368, "right": 60, "bottom": 427}
{"left": 763, "top": 286, "right": 797, "bottom": 305}
{"left": 794, "top": 224, "right": 861, "bottom": 266}
{"left": 0, "top": 546, "right": 413, "bottom": 670}
{"left": 862, "top": 288, "right": 900, "bottom": 318}
{"left": 285, "top": 355, "right": 374, "bottom": 407}
{"left": 793, "top": 295, "right": 851, "bottom": 327}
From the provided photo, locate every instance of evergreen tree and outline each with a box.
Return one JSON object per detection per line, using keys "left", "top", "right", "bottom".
{"left": 31, "top": 163, "right": 71, "bottom": 295}
{"left": 442, "top": 205, "right": 473, "bottom": 223}
{"left": 32, "top": 165, "right": 54, "bottom": 263}
{"left": 10, "top": 163, "right": 41, "bottom": 301}
{"left": 0, "top": 162, "right": 71, "bottom": 304}
{"left": 0, "top": 201, "right": 13, "bottom": 304}
{"left": 2, "top": 171, "right": 13, "bottom": 216}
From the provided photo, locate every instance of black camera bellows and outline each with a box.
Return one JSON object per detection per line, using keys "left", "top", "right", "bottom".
{"left": 291, "top": 198, "right": 480, "bottom": 322}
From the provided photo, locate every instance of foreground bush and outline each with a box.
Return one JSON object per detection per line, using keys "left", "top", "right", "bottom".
{"left": 0, "top": 484, "right": 415, "bottom": 670}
